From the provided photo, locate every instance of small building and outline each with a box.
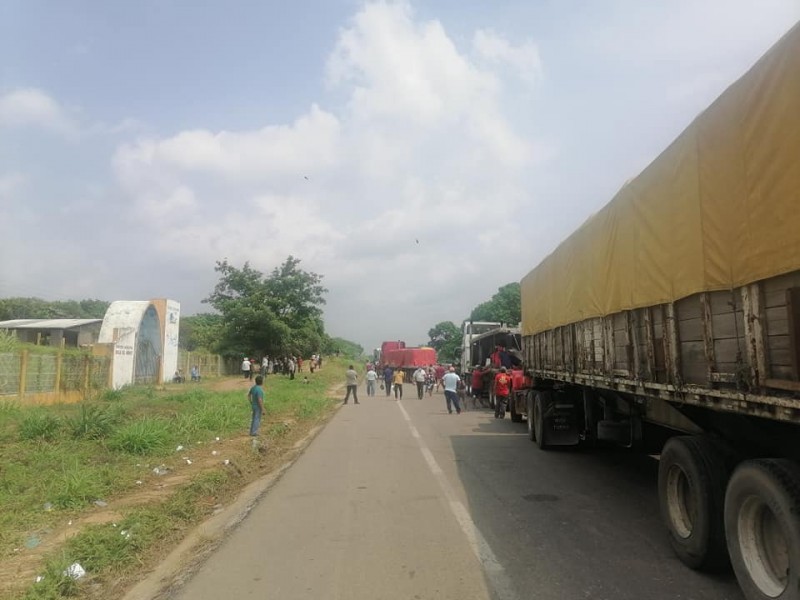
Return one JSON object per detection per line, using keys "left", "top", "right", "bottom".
{"left": 0, "top": 318, "right": 102, "bottom": 347}
{"left": 98, "top": 299, "right": 180, "bottom": 388}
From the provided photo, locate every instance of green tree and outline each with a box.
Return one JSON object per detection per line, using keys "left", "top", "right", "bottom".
{"left": 204, "top": 257, "right": 328, "bottom": 358}
{"left": 469, "top": 282, "right": 521, "bottom": 325}
{"left": 427, "top": 321, "right": 461, "bottom": 363}
{"left": 0, "top": 297, "right": 109, "bottom": 320}
{"left": 323, "top": 336, "right": 364, "bottom": 360}
{"left": 179, "top": 313, "right": 223, "bottom": 352}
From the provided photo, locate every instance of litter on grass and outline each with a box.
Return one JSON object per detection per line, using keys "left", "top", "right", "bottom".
{"left": 63, "top": 563, "right": 86, "bottom": 580}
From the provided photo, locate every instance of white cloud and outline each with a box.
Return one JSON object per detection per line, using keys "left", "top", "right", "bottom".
{"left": 473, "top": 29, "right": 542, "bottom": 84}
{"left": 0, "top": 88, "right": 77, "bottom": 135}
{"left": 106, "top": 1, "right": 546, "bottom": 349}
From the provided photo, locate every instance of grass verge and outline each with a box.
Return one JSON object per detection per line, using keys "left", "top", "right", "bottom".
{"left": 1, "top": 358, "right": 349, "bottom": 599}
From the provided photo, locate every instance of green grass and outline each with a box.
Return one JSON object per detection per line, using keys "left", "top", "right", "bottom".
{"left": 2, "top": 358, "right": 347, "bottom": 599}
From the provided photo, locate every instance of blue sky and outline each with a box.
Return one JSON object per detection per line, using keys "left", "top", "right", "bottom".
{"left": 1, "top": 1, "right": 798, "bottom": 352}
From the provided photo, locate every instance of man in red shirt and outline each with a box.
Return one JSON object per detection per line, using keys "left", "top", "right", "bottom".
{"left": 494, "top": 366, "right": 512, "bottom": 419}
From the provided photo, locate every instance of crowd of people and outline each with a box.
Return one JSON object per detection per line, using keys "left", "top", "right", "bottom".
{"left": 345, "top": 361, "right": 468, "bottom": 415}
{"left": 240, "top": 354, "right": 322, "bottom": 381}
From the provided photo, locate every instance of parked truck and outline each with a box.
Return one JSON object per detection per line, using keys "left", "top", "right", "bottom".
{"left": 378, "top": 340, "right": 437, "bottom": 381}
{"left": 518, "top": 23, "right": 800, "bottom": 600}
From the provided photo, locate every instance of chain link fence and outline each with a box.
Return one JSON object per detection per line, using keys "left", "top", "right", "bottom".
{"left": 0, "top": 348, "right": 227, "bottom": 402}
{"left": 0, "top": 349, "right": 112, "bottom": 400}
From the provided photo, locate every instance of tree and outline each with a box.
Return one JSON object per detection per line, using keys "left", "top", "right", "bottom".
{"left": 179, "top": 313, "right": 223, "bottom": 352}
{"left": 427, "top": 321, "right": 461, "bottom": 363}
{"left": 0, "top": 297, "right": 110, "bottom": 320}
{"left": 469, "top": 282, "right": 521, "bottom": 325}
{"left": 323, "top": 336, "right": 364, "bottom": 360}
{"left": 204, "top": 256, "right": 328, "bottom": 358}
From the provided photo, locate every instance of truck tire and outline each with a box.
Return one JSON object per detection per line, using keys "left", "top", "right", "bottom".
{"left": 658, "top": 435, "right": 737, "bottom": 571}
{"left": 510, "top": 393, "right": 523, "bottom": 423}
{"left": 725, "top": 459, "right": 800, "bottom": 600}
{"left": 534, "top": 391, "right": 552, "bottom": 450}
{"left": 527, "top": 391, "right": 536, "bottom": 442}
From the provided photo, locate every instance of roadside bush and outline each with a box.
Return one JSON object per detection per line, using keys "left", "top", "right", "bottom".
{"left": 49, "top": 460, "right": 112, "bottom": 510}
{"left": 66, "top": 405, "right": 117, "bottom": 440}
{"left": 23, "top": 552, "right": 81, "bottom": 600}
{"left": 18, "top": 413, "right": 62, "bottom": 441}
{"left": 108, "top": 418, "right": 171, "bottom": 455}
{"left": 98, "top": 388, "right": 124, "bottom": 403}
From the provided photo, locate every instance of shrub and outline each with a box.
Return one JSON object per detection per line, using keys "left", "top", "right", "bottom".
{"left": 50, "top": 460, "right": 110, "bottom": 510}
{"left": 67, "top": 405, "right": 117, "bottom": 440}
{"left": 19, "top": 413, "right": 61, "bottom": 441}
{"left": 108, "top": 418, "right": 171, "bottom": 455}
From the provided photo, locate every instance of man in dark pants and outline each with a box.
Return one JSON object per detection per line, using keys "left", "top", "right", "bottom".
{"left": 413, "top": 367, "right": 426, "bottom": 399}
{"left": 343, "top": 365, "right": 360, "bottom": 404}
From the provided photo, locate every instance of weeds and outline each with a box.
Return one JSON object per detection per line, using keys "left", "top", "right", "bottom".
{"left": 66, "top": 405, "right": 117, "bottom": 440}
{"left": 49, "top": 460, "right": 113, "bottom": 510}
{"left": 108, "top": 418, "right": 172, "bottom": 455}
{"left": 19, "top": 413, "right": 62, "bottom": 441}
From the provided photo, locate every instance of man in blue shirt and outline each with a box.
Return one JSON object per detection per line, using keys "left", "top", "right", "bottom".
{"left": 249, "top": 376, "right": 265, "bottom": 436}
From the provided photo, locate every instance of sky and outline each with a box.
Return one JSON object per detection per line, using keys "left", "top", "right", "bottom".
{"left": 1, "top": 1, "right": 798, "bottom": 353}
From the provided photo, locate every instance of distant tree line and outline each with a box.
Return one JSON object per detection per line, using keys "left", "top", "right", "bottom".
{"left": 0, "top": 257, "right": 364, "bottom": 361}
{"left": 0, "top": 298, "right": 110, "bottom": 320}
{"left": 426, "top": 282, "right": 521, "bottom": 364}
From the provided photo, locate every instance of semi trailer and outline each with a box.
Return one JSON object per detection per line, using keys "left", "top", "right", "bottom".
{"left": 518, "top": 23, "right": 800, "bottom": 600}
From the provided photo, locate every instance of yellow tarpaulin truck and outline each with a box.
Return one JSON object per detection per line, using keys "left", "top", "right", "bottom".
{"left": 519, "top": 22, "right": 800, "bottom": 600}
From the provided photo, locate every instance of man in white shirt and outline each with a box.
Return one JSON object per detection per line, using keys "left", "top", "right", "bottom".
{"left": 343, "top": 365, "right": 360, "bottom": 404}
{"left": 241, "top": 357, "right": 251, "bottom": 379}
{"left": 413, "top": 367, "right": 427, "bottom": 399}
{"left": 442, "top": 366, "right": 462, "bottom": 414}
{"left": 365, "top": 366, "right": 379, "bottom": 397}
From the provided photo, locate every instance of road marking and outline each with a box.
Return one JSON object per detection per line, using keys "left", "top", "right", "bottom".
{"left": 397, "top": 401, "right": 520, "bottom": 600}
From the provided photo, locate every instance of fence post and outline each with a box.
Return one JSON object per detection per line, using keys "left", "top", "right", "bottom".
{"left": 217, "top": 355, "right": 222, "bottom": 377}
{"left": 82, "top": 355, "right": 90, "bottom": 398}
{"left": 19, "top": 349, "right": 28, "bottom": 400}
{"left": 55, "top": 350, "right": 63, "bottom": 399}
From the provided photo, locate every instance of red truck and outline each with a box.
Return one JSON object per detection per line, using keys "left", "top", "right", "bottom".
{"left": 378, "top": 341, "right": 437, "bottom": 381}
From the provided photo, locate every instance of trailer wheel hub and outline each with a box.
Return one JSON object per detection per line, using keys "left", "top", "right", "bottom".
{"left": 666, "top": 464, "right": 694, "bottom": 539}
{"left": 737, "top": 495, "right": 788, "bottom": 597}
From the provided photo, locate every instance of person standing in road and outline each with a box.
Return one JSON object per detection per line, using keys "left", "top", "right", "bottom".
{"left": 413, "top": 366, "right": 427, "bottom": 399}
{"left": 442, "top": 366, "right": 462, "bottom": 414}
{"left": 343, "top": 365, "right": 360, "bottom": 404}
{"left": 365, "top": 365, "right": 378, "bottom": 396}
{"left": 434, "top": 364, "right": 446, "bottom": 392}
{"left": 383, "top": 365, "right": 393, "bottom": 397}
{"left": 494, "top": 366, "right": 512, "bottom": 419}
{"left": 248, "top": 375, "right": 265, "bottom": 436}
{"left": 241, "top": 357, "right": 251, "bottom": 379}
{"left": 392, "top": 368, "right": 405, "bottom": 400}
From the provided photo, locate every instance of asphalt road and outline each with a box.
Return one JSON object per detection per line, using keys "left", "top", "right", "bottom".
{"left": 170, "top": 385, "right": 744, "bottom": 600}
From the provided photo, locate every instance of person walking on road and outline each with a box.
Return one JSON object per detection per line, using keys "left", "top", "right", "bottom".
{"left": 413, "top": 366, "right": 427, "bottom": 399}
{"left": 248, "top": 375, "right": 265, "bottom": 436}
{"left": 383, "top": 365, "right": 393, "bottom": 397}
{"left": 343, "top": 365, "right": 360, "bottom": 404}
{"left": 241, "top": 357, "right": 251, "bottom": 379}
{"left": 442, "top": 366, "right": 462, "bottom": 414}
{"left": 365, "top": 365, "right": 378, "bottom": 396}
{"left": 494, "top": 366, "right": 512, "bottom": 419}
{"left": 392, "top": 368, "right": 405, "bottom": 400}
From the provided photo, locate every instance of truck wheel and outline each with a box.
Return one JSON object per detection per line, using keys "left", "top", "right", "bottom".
{"left": 725, "top": 459, "right": 800, "bottom": 600}
{"left": 658, "top": 435, "right": 736, "bottom": 571}
{"left": 534, "top": 391, "right": 552, "bottom": 450}
{"left": 527, "top": 391, "right": 536, "bottom": 442}
{"left": 510, "top": 394, "right": 523, "bottom": 423}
